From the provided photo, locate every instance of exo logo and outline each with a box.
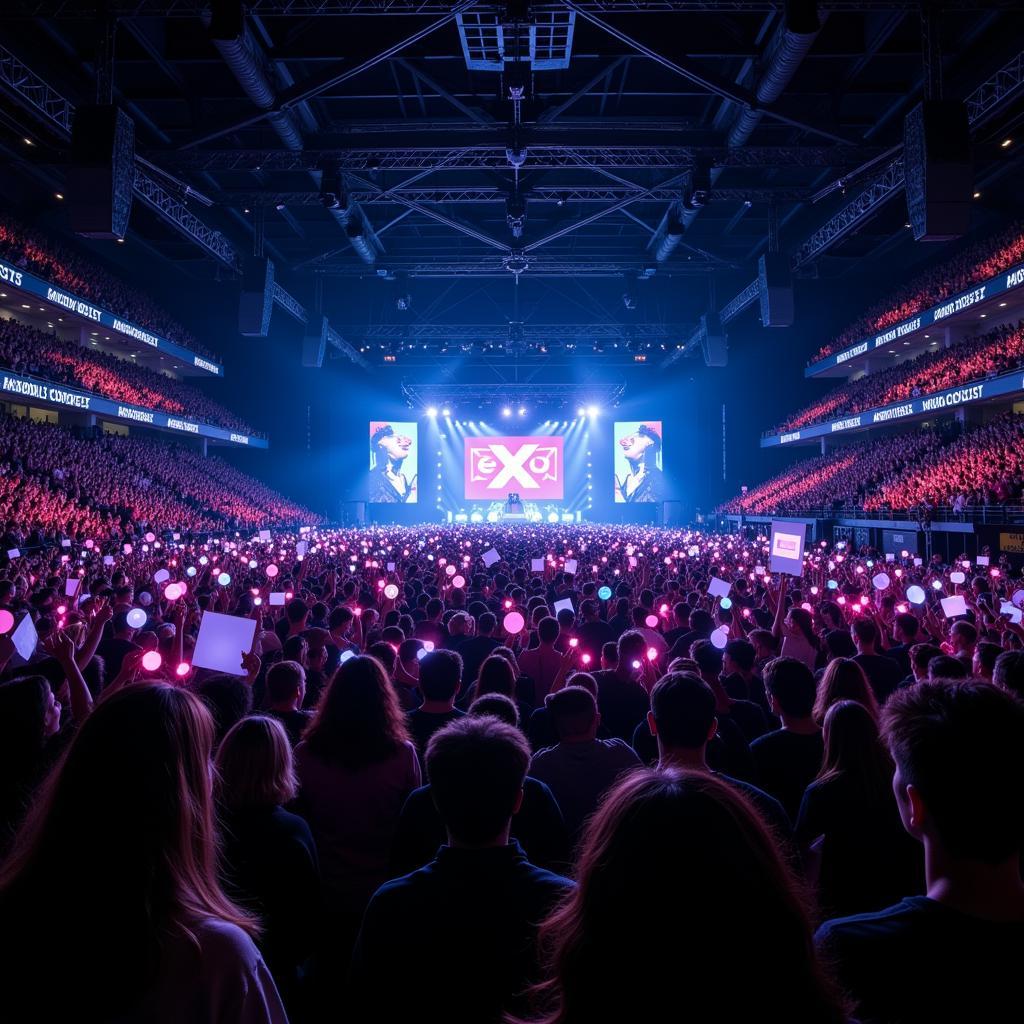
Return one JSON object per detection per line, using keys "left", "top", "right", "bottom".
{"left": 464, "top": 436, "right": 565, "bottom": 500}
{"left": 772, "top": 532, "right": 802, "bottom": 558}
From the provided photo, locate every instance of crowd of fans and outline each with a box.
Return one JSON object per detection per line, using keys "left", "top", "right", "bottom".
{"left": 777, "top": 321, "right": 1024, "bottom": 433}
{"left": 724, "top": 413, "right": 1024, "bottom": 515}
{"left": 810, "top": 221, "right": 1024, "bottom": 364}
{"left": 2, "top": 522, "right": 1022, "bottom": 1022}
{"left": 0, "top": 214, "right": 220, "bottom": 362}
{"left": 0, "top": 412, "right": 318, "bottom": 542}
{"left": 0, "top": 317, "right": 260, "bottom": 436}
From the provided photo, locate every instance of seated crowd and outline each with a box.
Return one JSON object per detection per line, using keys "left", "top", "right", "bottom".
{"left": 777, "top": 321, "right": 1024, "bottom": 433}
{"left": 1, "top": 522, "right": 1022, "bottom": 1022}
{"left": 0, "top": 317, "right": 259, "bottom": 435}
{"left": 721, "top": 412, "right": 1024, "bottom": 515}
{"left": 0, "top": 213, "right": 219, "bottom": 361}
{"left": 0, "top": 412, "right": 318, "bottom": 542}
{"left": 810, "top": 220, "right": 1024, "bottom": 364}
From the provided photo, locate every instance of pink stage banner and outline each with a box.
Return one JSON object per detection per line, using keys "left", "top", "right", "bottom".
{"left": 464, "top": 436, "right": 565, "bottom": 499}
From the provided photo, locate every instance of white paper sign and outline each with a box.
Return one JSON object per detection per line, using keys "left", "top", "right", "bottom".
{"left": 977, "top": 555, "right": 990, "bottom": 566}
{"left": 11, "top": 613, "right": 38, "bottom": 663}
{"left": 564, "top": 559, "right": 578, "bottom": 575}
{"left": 708, "top": 577, "right": 731, "bottom": 599}
{"left": 914, "top": 558, "right": 923, "bottom": 567}
{"left": 553, "top": 598, "right": 574, "bottom": 617}
{"left": 1000, "top": 600, "right": 1023, "bottom": 624}
{"left": 259, "top": 530, "right": 271, "bottom": 542}
{"left": 269, "top": 593, "right": 286, "bottom": 607}
{"left": 153, "top": 569, "right": 170, "bottom": 584}
{"left": 64, "top": 578, "right": 81, "bottom": 598}
{"left": 61, "top": 538, "right": 71, "bottom": 548}
{"left": 940, "top": 595, "right": 968, "bottom": 618}
{"left": 6, "top": 549, "right": 20, "bottom": 559}
{"left": 531, "top": 558, "right": 545, "bottom": 572}
{"left": 481, "top": 548, "right": 500, "bottom": 567}
{"left": 192, "top": 611, "right": 258, "bottom": 676}
{"left": 885, "top": 553, "right": 895, "bottom": 563}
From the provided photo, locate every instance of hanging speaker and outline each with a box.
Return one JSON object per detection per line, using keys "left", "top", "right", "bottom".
{"left": 700, "top": 313, "right": 728, "bottom": 368}
{"left": 758, "top": 253, "right": 794, "bottom": 327}
{"left": 238, "top": 256, "right": 275, "bottom": 337}
{"left": 302, "top": 316, "right": 329, "bottom": 368}
{"left": 68, "top": 105, "right": 135, "bottom": 240}
{"left": 904, "top": 100, "right": 972, "bottom": 242}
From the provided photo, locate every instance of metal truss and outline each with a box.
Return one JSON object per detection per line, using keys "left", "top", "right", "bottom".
{"left": 717, "top": 278, "right": 761, "bottom": 322}
{"left": 153, "top": 144, "right": 878, "bottom": 174}
{"left": 12, "top": 1, "right": 1022, "bottom": 17}
{"left": 792, "top": 158, "right": 906, "bottom": 268}
{"left": 325, "top": 323, "right": 372, "bottom": 370}
{"left": 131, "top": 168, "right": 240, "bottom": 269}
{"left": 350, "top": 323, "right": 688, "bottom": 344}
{"left": 794, "top": 46, "right": 1024, "bottom": 268}
{"left": 400, "top": 380, "right": 627, "bottom": 411}
{"left": 314, "top": 255, "right": 716, "bottom": 276}
{"left": 271, "top": 282, "right": 309, "bottom": 324}
{"left": 212, "top": 185, "right": 811, "bottom": 207}
{"left": 0, "top": 41, "right": 243, "bottom": 272}
{"left": 0, "top": 43, "right": 73, "bottom": 135}
{"left": 660, "top": 278, "right": 758, "bottom": 368}
{"left": 964, "top": 48, "right": 1024, "bottom": 126}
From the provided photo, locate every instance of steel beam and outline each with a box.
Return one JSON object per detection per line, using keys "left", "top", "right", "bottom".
{"left": 152, "top": 143, "right": 879, "bottom": 173}
{"left": 14, "top": 2, "right": 1019, "bottom": 20}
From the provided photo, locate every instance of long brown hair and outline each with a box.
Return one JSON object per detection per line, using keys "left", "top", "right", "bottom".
{"left": 814, "top": 657, "right": 879, "bottom": 725}
{"left": 301, "top": 654, "right": 410, "bottom": 769}
{"left": 514, "top": 769, "right": 848, "bottom": 1023}
{"left": 816, "top": 699, "right": 894, "bottom": 802}
{"left": 0, "top": 684, "right": 255, "bottom": 1018}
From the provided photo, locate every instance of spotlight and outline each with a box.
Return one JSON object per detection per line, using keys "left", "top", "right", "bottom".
{"left": 502, "top": 407, "right": 512, "bottom": 417}
{"left": 1001, "top": 138, "right": 1013, "bottom": 148}
{"left": 442, "top": 408, "right": 451, "bottom": 417}
{"left": 587, "top": 405, "right": 599, "bottom": 417}
{"left": 577, "top": 406, "right": 586, "bottom": 417}
{"left": 426, "top": 406, "right": 438, "bottom": 417}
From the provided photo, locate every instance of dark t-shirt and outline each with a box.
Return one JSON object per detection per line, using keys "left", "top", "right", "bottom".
{"left": 351, "top": 843, "right": 573, "bottom": 1024}
{"left": 219, "top": 805, "right": 319, "bottom": 991}
{"left": 576, "top": 619, "right": 614, "bottom": 660}
{"left": 796, "top": 773, "right": 923, "bottom": 919}
{"left": 853, "top": 652, "right": 904, "bottom": 703}
{"left": 816, "top": 896, "right": 1024, "bottom": 1024}
{"left": 267, "top": 708, "right": 314, "bottom": 747}
{"left": 389, "top": 777, "right": 570, "bottom": 877}
{"left": 750, "top": 728, "right": 824, "bottom": 822}
{"left": 407, "top": 707, "right": 465, "bottom": 756}
{"left": 455, "top": 635, "right": 501, "bottom": 690}
{"left": 591, "top": 670, "right": 651, "bottom": 741}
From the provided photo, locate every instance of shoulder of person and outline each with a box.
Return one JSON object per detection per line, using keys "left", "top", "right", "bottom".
{"left": 187, "top": 917, "right": 265, "bottom": 973}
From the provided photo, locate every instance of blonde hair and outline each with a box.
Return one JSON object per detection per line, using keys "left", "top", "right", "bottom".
{"left": 216, "top": 715, "right": 297, "bottom": 811}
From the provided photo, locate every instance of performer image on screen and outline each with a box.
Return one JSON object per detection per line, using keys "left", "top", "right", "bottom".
{"left": 369, "top": 423, "right": 417, "bottom": 503}
{"left": 616, "top": 423, "right": 664, "bottom": 503}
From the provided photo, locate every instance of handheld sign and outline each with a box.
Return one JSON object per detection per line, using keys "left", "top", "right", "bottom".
{"left": 192, "top": 612, "right": 258, "bottom": 676}
{"left": 708, "top": 577, "right": 731, "bottom": 599}
{"left": 481, "top": 548, "right": 501, "bottom": 568}
{"left": 11, "top": 614, "right": 38, "bottom": 663}
{"left": 769, "top": 522, "right": 806, "bottom": 577}
{"left": 940, "top": 596, "right": 968, "bottom": 618}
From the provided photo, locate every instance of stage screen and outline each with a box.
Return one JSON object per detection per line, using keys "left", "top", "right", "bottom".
{"left": 368, "top": 421, "right": 418, "bottom": 503}
{"left": 464, "top": 436, "right": 565, "bottom": 500}
{"left": 614, "top": 421, "right": 664, "bottom": 503}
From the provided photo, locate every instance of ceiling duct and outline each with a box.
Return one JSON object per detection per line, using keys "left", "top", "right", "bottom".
{"left": 208, "top": 2, "right": 303, "bottom": 152}
{"left": 680, "top": 0, "right": 823, "bottom": 232}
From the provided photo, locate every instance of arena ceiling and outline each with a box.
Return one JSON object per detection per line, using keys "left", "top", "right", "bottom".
{"left": 2, "top": 1, "right": 1024, "bottom": 367}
